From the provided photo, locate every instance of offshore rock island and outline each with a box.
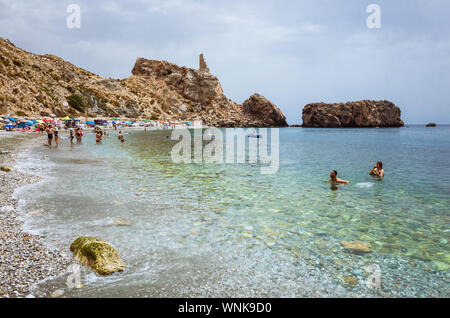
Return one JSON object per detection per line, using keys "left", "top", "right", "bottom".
{"left": 0, "top": 38, "right": 287, "bottom": 127}
{"left": 302, "top": 100, "right": 404, "bottom": 128}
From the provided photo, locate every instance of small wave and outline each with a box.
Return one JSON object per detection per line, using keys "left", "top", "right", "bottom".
{"left": 355, "top": 182, "right": 374, "bottom": 188}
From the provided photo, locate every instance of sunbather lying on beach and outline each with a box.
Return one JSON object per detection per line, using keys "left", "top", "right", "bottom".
{"left": 369, "top": 161, "right": 384, "bottom": 177}
{"left": 329, "top": 170, "right": 350, "bottom": 184}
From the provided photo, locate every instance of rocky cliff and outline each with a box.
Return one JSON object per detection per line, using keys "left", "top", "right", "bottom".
{"left": 302, "top": 100, "right": 404, "bottom": 128}
{"left": 0, "top": 37, "right": 287, "bottom": 127}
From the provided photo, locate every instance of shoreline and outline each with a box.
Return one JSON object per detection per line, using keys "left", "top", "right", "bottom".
{"left": 0, "top": 133, "right": 72, "bottom": 298}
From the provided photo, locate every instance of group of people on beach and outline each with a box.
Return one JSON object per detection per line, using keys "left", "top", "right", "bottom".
{"left": 40, "top": 124, "right": 125, "bottom": 147}
{"left": 329, "top": 161, "right": 385, "bottom": 185}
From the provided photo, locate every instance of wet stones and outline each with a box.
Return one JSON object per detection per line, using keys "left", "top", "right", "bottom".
{"left": 341, "top": 241, "right": 372, "bottom": 254}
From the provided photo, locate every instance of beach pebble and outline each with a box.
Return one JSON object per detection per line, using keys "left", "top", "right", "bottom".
{"left": 50, "top": 289, "right": 65, "bottom": 298}
{"left": 1, "top": 206, "right": 15, "bottom": 213}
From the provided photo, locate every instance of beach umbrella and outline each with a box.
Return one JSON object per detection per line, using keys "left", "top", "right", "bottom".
{"left": 5, "top": 125, "right": 16, "bottom": 128}
{"left": 61, "top": 116, "right": 71, "bottom": 121}
{"left": 7, "top": 117, "right": 17, "bottom": 122}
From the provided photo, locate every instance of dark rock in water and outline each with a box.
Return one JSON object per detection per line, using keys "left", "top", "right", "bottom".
{"left": 426, "top": 123, "right": 437, "bottom": 127}
{"left": 289, "top": 125, "right": 302, "bottom": 127}
{"left": 242, "top": 94, "right": 288, "bottom": 127}
{"left": 302, "top": 100, "right": 404, "bottom": 128}
{"left": 1, "top": 166, "right": 12, "bottom": 172}
{"left": 70, "top": 237, "right": 125, "bottom": 275}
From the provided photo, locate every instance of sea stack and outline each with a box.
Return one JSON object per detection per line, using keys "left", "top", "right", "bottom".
{"left": 199, "top": 54, "right": 210, "bottom": 73}
{"left": 302, "top": 100, "right": 404, "bottom": 128}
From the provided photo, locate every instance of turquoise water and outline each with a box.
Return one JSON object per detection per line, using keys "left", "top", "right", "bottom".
{"left": 15, "top": 127, "right": 450, "bottom": 297}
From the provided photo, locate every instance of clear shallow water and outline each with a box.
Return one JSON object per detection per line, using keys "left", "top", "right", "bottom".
{"left": 13, "top": 127, "right": 450, "bottom": 297}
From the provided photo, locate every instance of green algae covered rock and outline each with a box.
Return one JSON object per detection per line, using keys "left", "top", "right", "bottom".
{"left": 1, "top": 166, "right": 12, "bottom": 172}
{"left": 70, "top": 237, "right": 125, "bottom": 275}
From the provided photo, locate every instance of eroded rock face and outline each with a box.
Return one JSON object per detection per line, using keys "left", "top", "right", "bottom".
{"left": 0, "top": 37, "right": 288, "bottom": 127}
{"left": 302, "top": 100, "right": 404, "bottom": 128}
{"left": 132, "top": 57, "right": 224, "bottom": 103}
{"left": 242, "top": 94, "right": 288, "bottom": 127}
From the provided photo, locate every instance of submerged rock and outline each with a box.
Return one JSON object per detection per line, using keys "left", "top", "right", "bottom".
{"left": 342, "top": 276, "right": 359, "bottom": 286}
{"left": 341, "top": 241, "right": 372, "bottom": 253}
{"left": 1, "top": 166, "right": 12, "bottom": 172}
{"left": 431, "top": 261, "right": 449, "bottom": 271}
{"left": 113, "top": 218, "right": 130, "bottom": 226}
{"left": 426, "top": 123, "right": 437, "bottom": 127}
{"left": 70, "top": 237, "right": 125, "bottom": 275}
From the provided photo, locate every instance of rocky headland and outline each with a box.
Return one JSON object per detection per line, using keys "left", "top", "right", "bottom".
{"left": 0, "top": 37, "right": 287, "bottom": 127}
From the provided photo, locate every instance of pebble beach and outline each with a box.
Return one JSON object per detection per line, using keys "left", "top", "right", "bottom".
{"left": 0, "top": 133, "right": 72, "bottom": 298}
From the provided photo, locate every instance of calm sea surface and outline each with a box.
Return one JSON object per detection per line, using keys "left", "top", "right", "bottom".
{"left": 14, "top": 126, "right": 450, "bottom": 297}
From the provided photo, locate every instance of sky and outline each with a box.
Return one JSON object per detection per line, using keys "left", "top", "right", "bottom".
{"left": 0, "top": 0, "right": 449, "bottom": 124}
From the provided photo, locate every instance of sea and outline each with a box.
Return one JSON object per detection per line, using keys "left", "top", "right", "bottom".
{"left": 11, "top": 126, "right": 450, "bottom": 297}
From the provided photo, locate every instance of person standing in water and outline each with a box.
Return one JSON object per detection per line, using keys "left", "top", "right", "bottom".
{"left": 76, "top": 127, "right": 83, "bottom": 143}
{"left": 329, "top": 170, "right": 350, "bottom": 184}
{"left": 45, "top": 126, "right": 54, "bottom": 146}
{"left": 69, "top": 128, "right": 75, "bottom": 145}
{"left": 54, "top": 126, "right": 59, "bottom": 147}
{"left": 370, "top": 161, "right": 385, "bottom": 177}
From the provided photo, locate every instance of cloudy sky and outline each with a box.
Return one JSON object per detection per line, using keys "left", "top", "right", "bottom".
{"left": 1, "top": 0, "right": 449, "bottom": 124}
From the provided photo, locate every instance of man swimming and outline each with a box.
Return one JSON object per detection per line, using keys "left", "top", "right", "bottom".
{"left": 370, "top": 161, "right": 385, "bottom": 177}
{"left": 329, "top": 170, "right": 350, "bottom": 184}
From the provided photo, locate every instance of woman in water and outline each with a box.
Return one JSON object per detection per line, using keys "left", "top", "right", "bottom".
{"left": 76, "top": 127, "right": 83, "bottom": 143}
{"left": 54, "top": 126, "right": 59, "bottom": 147}
{"left": 370, "top": 161, "right": 385, "bottom": 177}
{"left": 329, "top": 170, "right": 350, "bottom": 184}
{"left": 69, "top": 128, "right": 75, "bottom": 145}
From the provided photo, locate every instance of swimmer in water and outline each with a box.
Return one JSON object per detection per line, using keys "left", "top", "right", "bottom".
{"left": 370, "top": 161, "right": 385, "bottom": 177}
{"left": 96, "top": 132, "right": 103, "bottom": 143}
{"left": 329, "top": 170, "right": 350, "bottom": 184}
